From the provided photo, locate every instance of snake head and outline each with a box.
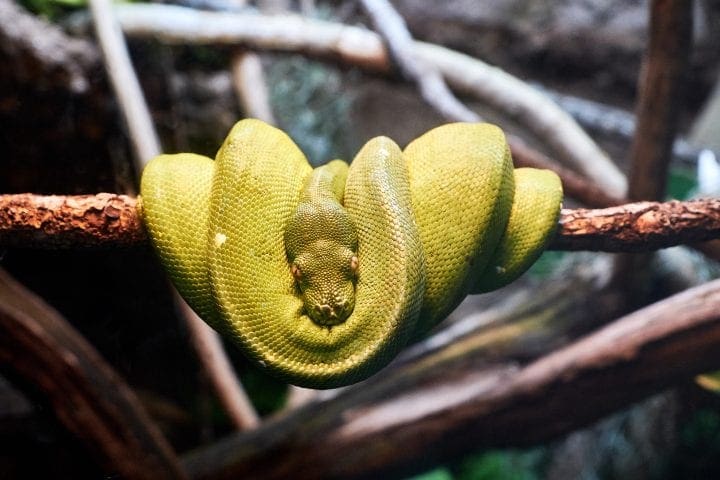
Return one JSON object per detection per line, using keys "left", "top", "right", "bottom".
{"left": 290, "top": 239, "right": 358, "bottom": 326}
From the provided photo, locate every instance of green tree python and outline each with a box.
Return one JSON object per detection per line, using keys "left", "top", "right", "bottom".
{"left": 140, "top": 119, "right": 562, "bottom": 389}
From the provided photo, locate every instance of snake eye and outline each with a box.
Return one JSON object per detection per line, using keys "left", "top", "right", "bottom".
{"left": 349, "top": 255, "right": 359, "bottom": 276}
{"left": 291, "top": 263, "right": 303, "bottom": 282}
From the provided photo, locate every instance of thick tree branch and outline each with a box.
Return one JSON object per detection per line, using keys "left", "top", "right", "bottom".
{"left": 0, "top": 193, "right": 144, "bottom": 248}
{"left": 551, "top": 199, "right": 720, "bottom": 252}
{"left": 612, "top": 0, "right": 693, "bottom": 298}
{"left": 0, "top": 268, "right": 187, "bottom": 480}
{"left": 181, "top": 278, "right": 720, "bottom": 480}
{"left": 627, "top": 0, "right": 692, "bottom": 202}
{"left": 1, "top": 194, "right": 719, "bottom": 253}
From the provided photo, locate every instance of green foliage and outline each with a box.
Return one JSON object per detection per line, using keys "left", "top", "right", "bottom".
{"left": 409, "top": 449, "right": 545, "bottom": 480}
{"left": 527, "top": 250, "right": 565, "bottom": 279}
{"left": 452, "top": 450, "right": 544, "bottom": 480}
{"left": 667, "top": 165, "right": 697, "bottom": 200}
{"left": 238, "top": 364, "right": 288, "bottom": 416}
{"left": 19, "top": 0, "right": 87, "bottom": 20}
{"left": 410, "top": 468, "right": 453, "bottom": 480}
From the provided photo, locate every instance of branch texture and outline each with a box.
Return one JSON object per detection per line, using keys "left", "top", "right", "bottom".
{"left": 627, "top": 0, "right": 692, "bottom": 201}
{"left": 110, "top": 3, "right": 627, "bottom": 197}
{"left": 0, "top": 193, "right": 144, "bottom": 248}
{"left": 552, "top": 199, "right": 720, "bottom": 252}
{"left": 182, "top": 277, "right": 720, "bottom": 479}
{"left": 0, "top": 268, "right": 187, "bottom": 480}
{"left": 1, "top": 194, "right": 719, "bottom": 253}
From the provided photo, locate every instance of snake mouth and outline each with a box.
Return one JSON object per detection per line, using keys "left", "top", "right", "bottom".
{"left": 308, "top": 300, "right": 352, "bottom": 326}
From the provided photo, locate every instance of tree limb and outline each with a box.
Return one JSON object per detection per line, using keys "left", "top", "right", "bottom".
{"left": 181, "top": 277, "right": 720, "bottom": 480}
{"left": 612, "top": 0, "right": 693, "bottom": 299}
{"left": 627, "top": 0, "right": 692, "bottom": 202}
{"left": 1, "top": 194, "right": 719, "bottom": 253}
{"left": 359, "top": 0, "right": 479, "bottom": 123}
{"left": 551, "top": 199, "right": 720, "bottom": 252}
{"left": 0, "top": 268, "right": 188, "bottom": 480}
{"left": 109, "top": 3, "right": 627, "bottom": 198}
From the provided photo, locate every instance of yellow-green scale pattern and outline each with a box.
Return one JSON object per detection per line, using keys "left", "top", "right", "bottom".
{"left": 140, "top": 119, "right": 562, "bottom": 388}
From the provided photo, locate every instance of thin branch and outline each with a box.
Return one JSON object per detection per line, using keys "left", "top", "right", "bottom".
{"left": 177, "top": 297, "right": 260, "bottom": 430}
{"left": 359, "top": 0, "right": 479, "bottom": 123}
{"left": 356, "top": 0, "right": 624, "bottom": 212}
{"left": 0, "top": 268, "right": 188, "bottom": 480}
{"left": 1, "top": 194, "right": 719, "bottom": 253}
{"left": 181, "top": 278, "right": 720, "bottom": 480}
{"left": 110, "top": 4, "right": 627, "bottom": 198}
{"left": 89, "top": 0, "right": 260, "bottom": 429}
{"left": 88, "top": 0, "right": 162, "bottom": 166}
{"left": 230, "top": 51, "right": 276, "bottom": 124}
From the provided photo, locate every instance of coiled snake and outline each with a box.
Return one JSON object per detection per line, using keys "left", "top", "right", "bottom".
{"left": 140, "top": 119, "right": 562, "bottom": 388}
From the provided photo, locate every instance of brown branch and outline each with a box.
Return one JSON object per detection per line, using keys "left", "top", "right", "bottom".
{"left": 0, "top": 193, "right": 144, "bottom": 248}
{"left": 508, "top": 136, "right": 625, "bottom": 208}
{"left": 612, "top": 0, "right": 693, "bottom": 299}
{"left": 627, "top": 0, "right": 692, "bottom": 202}
{"left": 1, "top": 194, "right": 719, "bottom": 253}
{"left": 551, "top": 199, "right": 720, "bottom": 252}
{"left": 181, "top": 278, "right": 720, "bottom": 480}
{"left": 0, "top": 268, "right": 188, "bottom": 480}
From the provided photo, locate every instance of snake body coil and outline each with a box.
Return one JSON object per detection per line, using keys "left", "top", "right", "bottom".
{"left": 141, "top": 119, "right": 562, "bottom": 388}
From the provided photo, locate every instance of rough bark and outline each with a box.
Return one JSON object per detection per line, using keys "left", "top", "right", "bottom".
{"left": 181, "top": 278, "right": 720, "bottom": 480}
{"left": 2, "top": 193, "right": 719, "bottom": 253}
{"left": 627, "top": 0, "right": 692, "bottom": 202}
{"left": 613, "top": 0, "right": 693, "bottom": 303}
{"left": 552, "top": 199, "right": 720, "bottom": 252}
{"left": 0, "top": 193, "right": 144, "bottom": 248}
{"left": 0, "top": 268, "right": 187, "bottom": 480}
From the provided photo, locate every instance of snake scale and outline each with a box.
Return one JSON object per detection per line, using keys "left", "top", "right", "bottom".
{"left": 140, "top": 119, "right": 562, "bottom": 388}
